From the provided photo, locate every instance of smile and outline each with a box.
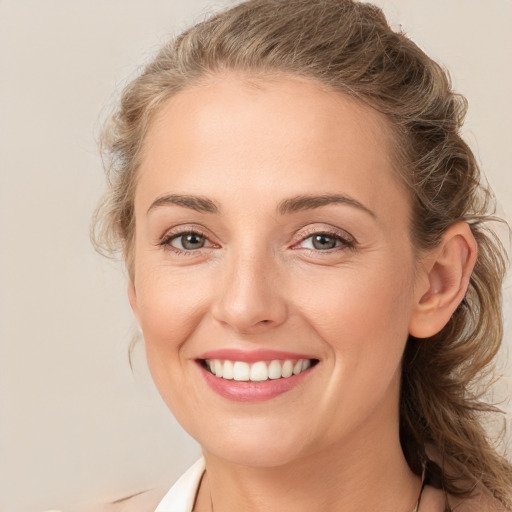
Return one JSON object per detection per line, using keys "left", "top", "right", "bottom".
{"left": 196, "top": 350, "right": 319, "bottom": 402}
{"left": 203, "top": 358, "right": 314, "bottom": 382}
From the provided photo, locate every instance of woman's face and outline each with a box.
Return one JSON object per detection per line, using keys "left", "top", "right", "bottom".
{"left": 129, "top": 74, "right": 426, "bottom": 467}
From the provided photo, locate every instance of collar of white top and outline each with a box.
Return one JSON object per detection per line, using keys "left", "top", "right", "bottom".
{"left": 155, "top": 458, "right": 206, "bottom": 512}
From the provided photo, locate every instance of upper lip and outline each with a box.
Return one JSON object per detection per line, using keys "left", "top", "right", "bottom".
{"left": 197, "top": 348, "right": 317, "bottom": 362}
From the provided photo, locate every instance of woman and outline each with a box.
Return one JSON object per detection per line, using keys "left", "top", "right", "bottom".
{"left": 92, "top": 0, "right": 512, "bottom": 510}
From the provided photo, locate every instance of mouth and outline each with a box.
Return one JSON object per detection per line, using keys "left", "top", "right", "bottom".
{"left": 199, "top": 358, "right": 318, "bottom": 382}
{"left": 195, "top": 350, "right": 319, "bottom": 402}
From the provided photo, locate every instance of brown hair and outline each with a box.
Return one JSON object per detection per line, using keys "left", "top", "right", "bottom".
{"left": 92, "top": 0, "right": 512, "bottom": 508}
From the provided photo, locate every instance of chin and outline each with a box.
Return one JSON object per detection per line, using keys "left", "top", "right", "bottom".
{"left": 207, "top": 441, "right": 305, "bottom": 469}
{"left": 196, "top": 420, "right": 310, "bottom": 468}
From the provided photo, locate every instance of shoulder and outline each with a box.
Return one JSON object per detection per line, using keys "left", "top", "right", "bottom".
{"left": 92, "top": 458, "right": 206, "bottom": 512}
{"left": 447, "top": 488, "right": 508, "bottom": 512}
{"left": 85, "top": 486, "right": 170, "bottom": 512}
{"left": 420, "top": 485, "right": 508, "bottom": 512}
{"left": 422, "top": 447, "right": 509, "bottom": 512}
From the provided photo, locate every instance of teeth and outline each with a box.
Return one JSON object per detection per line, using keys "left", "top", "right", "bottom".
{"left": 205, "top": 358, "right": 314, "bottom": 382}
{"left": 250, "top": 361, "right": 268, "bottom": 381}
{"left": 214, "top": 359, "right": 223, "bottom": 378}
{"left": 233, "top": 361, "right": 250, "bottom": 381}
{"left": 268, "top": 360, "right": 282, "bottom": 380}
{"left": 223, "top": 360, "right": 234, "bottom": 380}
{"left": 281, "top": 360, "right": 293, "bottom": 378}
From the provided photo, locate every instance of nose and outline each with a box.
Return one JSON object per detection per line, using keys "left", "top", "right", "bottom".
{"left": 211, "top": 250, "right": 288, "bottom": 335}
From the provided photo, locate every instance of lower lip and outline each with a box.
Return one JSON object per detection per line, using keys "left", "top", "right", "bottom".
{"left": 198, "top": 363, "right": 315, "bottom": 402}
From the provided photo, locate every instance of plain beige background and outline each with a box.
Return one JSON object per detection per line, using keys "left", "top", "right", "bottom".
{"left": 0, "top": 1, "right": 510, "bottom": 511}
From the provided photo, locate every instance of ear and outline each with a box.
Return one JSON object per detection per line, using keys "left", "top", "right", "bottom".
{"left": 128, "top": 279, "right": 141, "bottom": 327}
{"left": 409, "top": 222, "right": 478, "bottom": 339}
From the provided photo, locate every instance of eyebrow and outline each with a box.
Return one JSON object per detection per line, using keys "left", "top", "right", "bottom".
{"left": 146, "top": 192, "right": 375, "bottom": 218}
{"left": 277, "top": 194, "right": 376, "bottom": 218}
{"left": 147, "top": 194, "right": 219, "bottom": 214}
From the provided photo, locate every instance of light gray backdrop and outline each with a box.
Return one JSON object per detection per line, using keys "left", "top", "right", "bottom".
{"left": 1, "top": 1, "right": 510, "bottom": 511}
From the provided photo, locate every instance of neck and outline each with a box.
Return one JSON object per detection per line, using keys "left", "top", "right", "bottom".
{"left": 199, "top": 414, "right": 421, "bottom": 512}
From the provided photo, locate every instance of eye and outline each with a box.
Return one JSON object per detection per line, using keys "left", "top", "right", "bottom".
{"left": 160, "top": 230, "right": 214, "bottom": 253}
{"left": 172, "top": 232, "right": 207, "bottom": 250}
{"left": 303, "top": 233, "right": 339, "bottom": 250}
{"left": 297, "top": 231, "right": 354, "bottom": 251}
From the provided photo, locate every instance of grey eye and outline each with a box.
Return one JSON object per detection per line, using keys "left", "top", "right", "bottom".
{"left": 172, "top": 233, "right": 206, "bottom": 250}
{"left": 310, "top": 234, "right": 338, "bottom": 250}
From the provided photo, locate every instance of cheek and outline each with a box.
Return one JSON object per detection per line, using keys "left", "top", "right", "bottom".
{"left": 134, "top": 267, "right": 215, "bottom": 418}
{"left": 289, "top": 260, "right": 415, "bottom": 435}
{"left": 293, "top": 258, "right": 415, "bottom": 365}
{"left": 135, "top": 267, "right": 210, "bottom": 362}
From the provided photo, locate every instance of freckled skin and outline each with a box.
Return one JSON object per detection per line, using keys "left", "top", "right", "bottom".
{"left": 129, "top": 74, "right": 429, "bottom": 512}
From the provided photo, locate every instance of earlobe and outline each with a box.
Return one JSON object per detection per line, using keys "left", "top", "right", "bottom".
{"left": 409, "top": 222, "right": 478, "bottom": 339}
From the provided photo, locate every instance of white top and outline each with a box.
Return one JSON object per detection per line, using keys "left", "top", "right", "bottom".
{"left": 155, "top": 458, "right": 206, "bottom": 512}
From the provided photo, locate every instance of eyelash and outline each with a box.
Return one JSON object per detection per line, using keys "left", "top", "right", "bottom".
{"left": 159, "top": 228, "right": 214, "bottom": 256}
{"left": 158, "top": 227, "right": 356, "bottom": 256}
{"left": 293, "top": 228, "right": 356, "bottom": 253}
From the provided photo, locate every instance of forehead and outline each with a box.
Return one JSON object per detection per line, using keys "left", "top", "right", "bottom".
{"left": 137, "top": 73, "right": 408, "bottom": 220}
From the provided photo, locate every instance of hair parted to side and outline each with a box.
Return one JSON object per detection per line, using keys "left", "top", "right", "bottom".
{"left": 91, "top": 0, "right": 511, "bottom": 508}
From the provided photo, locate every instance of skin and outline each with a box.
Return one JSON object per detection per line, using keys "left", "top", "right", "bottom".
{"left": 128, "top": 74, "right": 478, "bottom": 512}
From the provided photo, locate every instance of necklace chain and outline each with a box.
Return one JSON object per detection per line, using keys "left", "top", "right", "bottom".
{"left": 205, "top": 473, "right": 425, "bottom": 512}
{"left": 208, "top": 493, "right": 423, "bottom": 512}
